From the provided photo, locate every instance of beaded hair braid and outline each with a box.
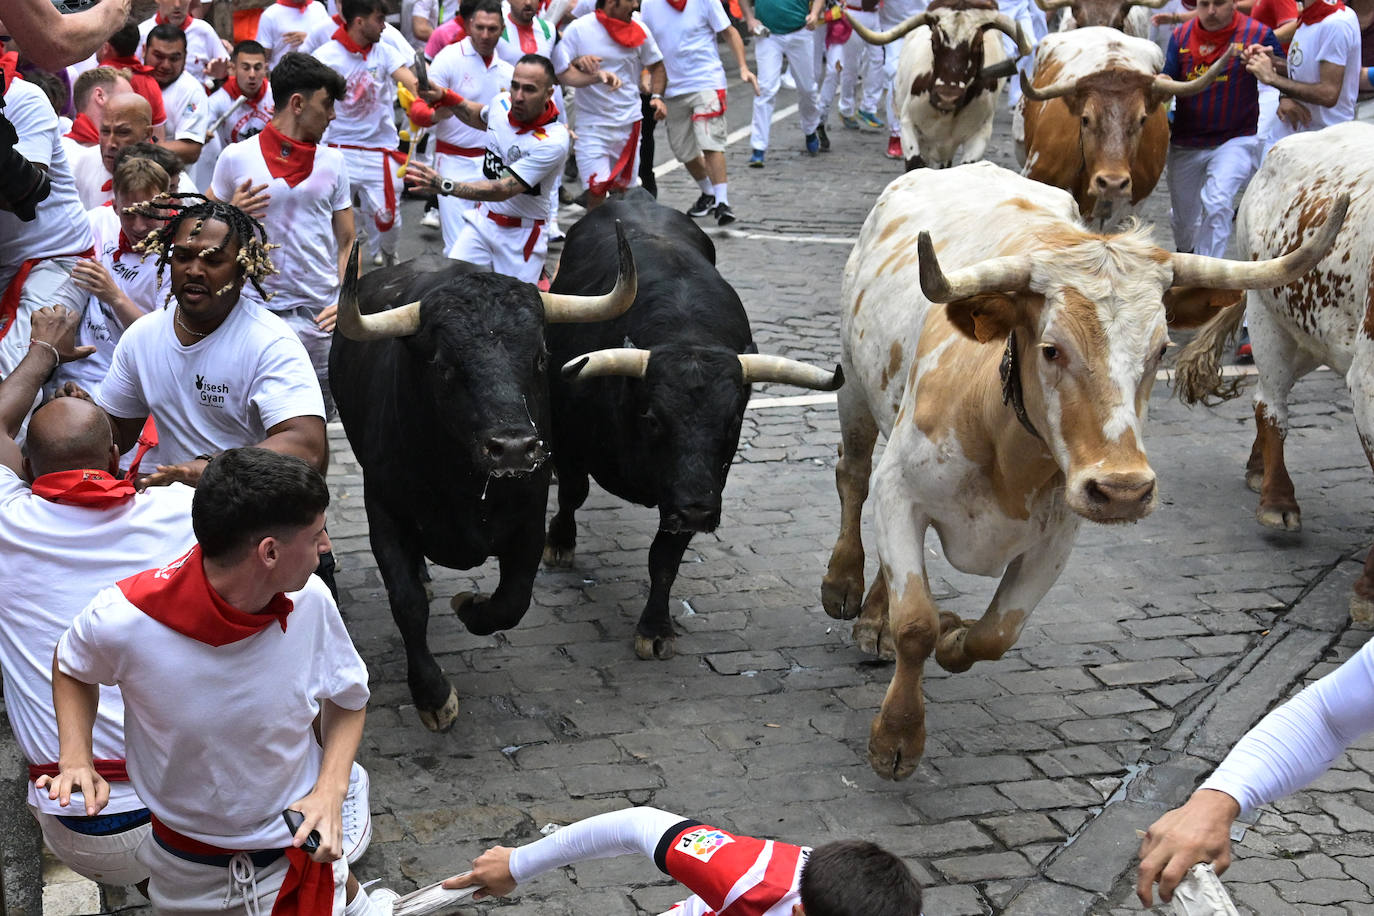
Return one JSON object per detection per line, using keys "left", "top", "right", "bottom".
{"left": 124, "top": 194, "right": 279, "bottom": 304}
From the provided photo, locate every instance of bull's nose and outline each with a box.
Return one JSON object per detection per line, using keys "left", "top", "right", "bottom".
{"left": 666, "top": 504, "right": 719, "bottom": 533}
{"left": 1085, "top": 473, "right": 1156, "bottom": 509}
{"left": 482, "top": 433, "right": 546, "bottom": 471}
{"left": 1092, "top": 171, "right": 1132, "bottom": 198}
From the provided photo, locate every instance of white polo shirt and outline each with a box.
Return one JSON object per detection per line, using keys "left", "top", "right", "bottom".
{"left": 159, "top": 70, "right": 211, "bottom": 146}
{"left": 255, "top": 1, "right": 335, "bottom": 67}
{"left": 496, "top": 14, "right": 557, "bottom": 63}
{"left": 640, "top": 0, "right": 731, "bottom": 96}
{"left": 430, "top": 38, "right": 513, "bottom": 151}
{"left": 138, "top": 14, "right": 228, "bottom": 87}
{"left": 0, "top": 469, "right": 195, "bottom": 816}
{"left": 483, "top": 92, "right": 570, "bottom": 221}
{"left": 552, "top": 13, "right": 663, "bottom": 127}
{"left": 95, "top": 301, "right": 325, "bottom": 467}
{"left": 314, "top": 34, "right": 412, "bottom": 147}
{"left": 210, "top": 134, "right": 351, "bottom": 315}
{"left": 57, "top": 571, "right": 369, "bottom": 848}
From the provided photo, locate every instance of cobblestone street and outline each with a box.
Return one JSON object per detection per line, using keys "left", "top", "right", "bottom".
{"left": 12, "top": 60, "right": 1374, "bottom": 916}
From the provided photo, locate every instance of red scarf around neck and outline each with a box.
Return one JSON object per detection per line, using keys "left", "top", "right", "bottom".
{"left": 155, "top": 11, "right": 194, "bottom": 29}
{"left": 224, "top": 75, "right": 268, "bottom": 105}
{"left": 117, "top": 230, "right": 140, "bottom": 255}
{"left": 276, "top": 0, "right": 313, "bottom": 8}
{"left": 1299, "top": 0, "right": 1345, "bottom": 24}
{"left": 595, "top": 9, "right": 646, "bottom": 46}
{"left": 511, "top": 99, "right": 559, "bottom": 133}
{"left": 30, "top": 470, "right": 136, "bottom": 509}
{"left": 508, "top": 13, "right": 539, "bottom": 52}
{"left": 1186, "top": 10, "right": 1244, "bottom": 66}
{"left": 100, "top": 53, "right": 155, "bottom": 76}
{"left": 665, "top": 0, "right": 688, "bottom": 10}
{"left": 1, "top": 52, "right": 21, "bottom": 93}
{"left": 119, "top": 545, "right": 296, "bottom": 647}
{"left": 259, "top": 122, "right": 317, "bottom": 187}
{"left": 331, "top": 26, "right": 372, "bottom": 57}
{"left": 66, "top": 112, "right": 100, "bottom": 145}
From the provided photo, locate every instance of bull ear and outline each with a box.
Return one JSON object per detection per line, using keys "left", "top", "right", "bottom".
{"left": 946, "top": 293, "right": 1025, "bottom": 343}
{"left": 1163, "top": 286, "right": 1244, "bottom": 328}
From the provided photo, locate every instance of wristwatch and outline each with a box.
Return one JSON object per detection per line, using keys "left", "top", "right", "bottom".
{"left": 650, "top": 93, "right": 663, "bottom": 101}
{"left": 439, "top": 178, "right": 455, "bottom": 195}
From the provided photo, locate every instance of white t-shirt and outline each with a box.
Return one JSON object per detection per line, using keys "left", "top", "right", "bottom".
{"left": 412, "top": 0, "right": 460, "bottom": 27}
{"left": 210, "top": 135, "right": 350, "bottom": 314}
{"left": 65, "top": 139, "right": 110, "bottom": 212}
{"left": 640, "top": 0, "right": 731, "bottom": 96}
{"left": 0, "top": 468, "right": 195, "bottom": 817}
{"left": 95, "top": 302, "right": 325, "bottom": 467}
{"left": 483, "top": 93, "right": 570, "bottom": 220}
{"left": 159, "top": 70, "right": 211, "bottom": 145}
{"left": 0, "top": 80, "right": 95, "bottom": 271}
{"left": 195, "top": 83, "right": 276, "bottom": 191}
{"left": 255, "top": 1, "right": 336, "bottom": 67}
{"left": 303, "top": 18, "right": 414, "bottom": 59}
{"left": 138, "top": 15, "right": 228, "bottom": 88}
{"left": 1268, "top": 6, "right": 1361, "bottom": 143}
{"left": 61, "top": 207, "right": 169, "bottom": 393}
{"left": 552, "top": 13, "right": 663, "bottom": 127}
{"left": 56, "top": 570, "right": 369, "bottom": 847}
{"left": 430, "top": 38, "right": 513, "bottom": 150}
{"left": 314, "top": 35, "right": 412, "bottom": 147}
{"left": 496, "top": 13, "right": 558, "bottom": 63}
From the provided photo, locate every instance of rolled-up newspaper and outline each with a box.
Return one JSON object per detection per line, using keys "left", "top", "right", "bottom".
{"left": 1171, "top": 864, "right": 1240, "bottom": 916}
{"left": 387, "top": 882, "right": 482, "bottom": 916}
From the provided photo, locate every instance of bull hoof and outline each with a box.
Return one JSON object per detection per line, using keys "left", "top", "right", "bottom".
{"left": 450, "top": 592, "right": 501, "bottom": 636}
{"left": 417, "top": 686, "right": 460, "bottom": 732}
{"left": 1245, "top": 469, "right": 1264, "bottom": 494}
{"left": 821, "top": 574, "right": 864, "bottom": 620}
{"left": 1351, "top": 593, "right": 1374, "bottom": 626}
{"left": 853, "top": 616, "right": 893, "bottom": 660}
{"left": 634, "top": 633, "right": 676, "bottom": 660}
{"left": 867, "top": 719, "right": 923, "bottom": 781}
{"left": 542, "top": 543, "right": 575, "bottom": 568}
{"left": 1256, "top": 504, "right": 1301, "bottom": 531}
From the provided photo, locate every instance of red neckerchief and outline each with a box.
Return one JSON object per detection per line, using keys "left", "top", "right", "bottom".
{"left": 155, "top": 11, "right": 194, "bottom": 28}
{"left": 100, "top": 53, "right": 156, "bottom": 76}
{"left": 30, "top": 470, "right": 136, "bottom": 509}
{"left": 332, "top": 25, "right": 372, "bottom": 56}
{"left": 101, "top": 177, "right": 113, "bottom": 192}
{"left": 595, "top": 9, "right": 646, "bottom": 46}
{"left": 1299, "top": 0, "right": 1344, "bottom": 24}
{"left": 276, "top": 0, "right": 313, "bottom": 7}
{"left": 119, "top": 544, "right": 296, "bottom": 647}
{"left": 665, "top": 0, "right": 688, "bottom": 11}
{"left": 1, "top": 52, "right": 21, "bottom": 93}
{"left": 224, "top": 75, "right": 268, "bottom": 105}
{"left": 511, "top": 99, "right": 559, "bottom": 133}
{"left": 66, "top": 112, "right": 100, "bottom": 145}
{"left": 259, "top": 122, "right": 316, "bottom": 187}
{"left": 117, "top": 230, "right": 139, "bottom": 255}
{"left": 1185, "top": 10, "right": 1244, "bottom": 66}
{"left": 508, "top": 13, "right": 539, "bottom": 52}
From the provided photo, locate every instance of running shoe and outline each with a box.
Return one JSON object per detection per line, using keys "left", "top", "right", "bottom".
{"left": 342, "top": 761, "right": 372, "bottom": 864}
{"left": 857, "top": 109, "right": 885, "bottom": 130}
{"left": 687, "top": 193, "right": 717, "bottom": 217}
{"left": 748, "top": 149, "right": 765, "bottom": 168}
{"left": 714, "top": 202, "right": 737, "bottom": 226}
{"left": 805, "top": 132, "right": 820, "bottom": 155}
{"left": 817, "top": 122, "right": 831, "bottom": 152}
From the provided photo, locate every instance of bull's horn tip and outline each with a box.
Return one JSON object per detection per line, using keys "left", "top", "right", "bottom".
{"left": 561, "top": 356, "right": 590, "bottom": 380}
{"left": 830, "top": 364, "right": 845, "bottom": 391}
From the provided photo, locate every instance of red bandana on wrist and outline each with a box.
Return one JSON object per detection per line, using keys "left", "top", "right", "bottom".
{"left": 331, "top": 26, "right": 372, "bottom": 57}
{"left": 509, "top": 13, "right": 539, "bottom": 52}
{"left": 258, "top": 122, "right": 317, "bottom": 187}
{"left": 155, "top": 11, "right": 194, "bottom": 29}
{"left": 510, "top": 99, "right": 559, "bottom": 133}
{"left": 1185, "top": 10, "right": 1243, "bottom": 66}
{"left": 30, "top": 470, "right": 136, "bottom": 509}
{"left": 119, "top": 545, "right": 296, "bottom": 647}
{"left": 1299, "top": 0, "right": 1344, "bottom": 24}
{"left": 595, "top": 9, "right": 646, "bottom": 46}
{"left": 65, "top": 112, "right": 100, "bottom": 145}
{"left": 224, "top": 76, "right": 268, "bottom": 105}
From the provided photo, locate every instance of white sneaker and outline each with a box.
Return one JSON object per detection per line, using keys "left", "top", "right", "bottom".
{"left": 420, "top": 209, "right": 441, "bottom": 229}
{"left": 342, "top": 761, "right": 372, "bottom": 864}
{"left": 547, "top": 220, "right": 565, "bottom": 242}
{"left": 372, "top": 252, "right": 385, "bottom": 267}
{"left": 367, "top": 887, "right": 401, "bottom": 916}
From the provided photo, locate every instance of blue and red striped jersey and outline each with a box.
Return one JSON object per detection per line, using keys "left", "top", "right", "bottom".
{"left": 1164, "top": 16, "right": 1284, "bottom": 148}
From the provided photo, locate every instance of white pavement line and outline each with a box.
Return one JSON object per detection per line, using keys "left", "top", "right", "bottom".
{"left": 653, "top": 104, "right": 799, "bottom": 178}
{"left": 714, "top": 230, "right": 859, "bottom": 245}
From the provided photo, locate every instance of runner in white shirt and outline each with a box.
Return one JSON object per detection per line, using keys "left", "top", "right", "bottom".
{"left": 256, "top": 0, "right": 335, "bottom": 67}
{"left": 302, "top": 12, "right": 415, "bottom": 61}
{"left": 414, "top": 0, "right": 513, "bottom": 250}
{"left": 0, "top": 69, "right": 96, "bottom": 378}
{"left": 313, "top": 0, "right": 425, "bottom": 266}
{"left": 412, "top": 0, "right": 462, "bottom": 47}
{"left": 137, "top": 0, "right": 228, "bottom": 88}
{"left": 0, "top": 305, "right": 194, "bottom": 890}
{"left": 640, "top": 0, "right": 757, "bottom": 225}
{"left": 210, "top": 52, "right": 355, "bottom": 419}
{"left": 42, "top": 447, "right": 388, "bottom": 916}
{"left": 406, "top": 54, "right": 570, "bottom": 282}
{"left": 195, "top": 40, "right": 275, "bottom": 192}
{"left": 552, "top": 2, "right": 666, "bottom": 208}
{"left": 144, "top": 24, "right": 211, "bottom": 168}
{"left": 496, "top": 0, "right": 569, "bottom": 236}
{"left": 61, "top": 158, "right": 174, "bottom": 394}
{"left": 1244, "top": 0, "right": 1361, "bottom": 148}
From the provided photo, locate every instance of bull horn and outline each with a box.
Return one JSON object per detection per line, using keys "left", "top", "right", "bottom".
{"left": 1019, "top": 70, "right": 1080, "bottom": 102}
{"left": 1034, "top": 0, "right": 1075, "bottom": 12}
{"left": 336, "top": 239, "right": 423, "bottom": 340}
{"left": 987, "top": 14, "right": 1032, "bottom": 57}
{"left": 1154, "top": 46, "right": 1234, "bottom": 97}
{"left": 562, "top": 347, "right": 651, "bottom": 381}
{"left": 540, "top": 220, "right": 638, "bottom": 323}
{"left": 980, "top": 58, "right": 1020, "bottom": 81}
{"left": 1170, "top": 193, "right": 1349, "bottom": 290}
{"left": 844, "top": 7, "right": 929, "bottom": 44}
{"left": 738, "top": 355, "right": 844, "bottom": 391}
{"left": 918, "top": 230, "right": 1034, "bottom": 302}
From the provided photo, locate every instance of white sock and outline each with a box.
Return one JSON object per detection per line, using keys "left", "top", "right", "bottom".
{"left": 712, "top": 183, "right": 728, "bottom": 206}
{"left": 344, "top": 888, "right": 375, "bottom": 916}
{"left": 696, "top": 175, "right": 713, "bottom": 195}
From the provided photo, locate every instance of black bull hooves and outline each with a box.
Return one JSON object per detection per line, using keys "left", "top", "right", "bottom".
{"left": 417, "top": 686, "right": 460, "bottom": 732}
{"left": 635, "top": 633, "right": 676, "bottom": 660}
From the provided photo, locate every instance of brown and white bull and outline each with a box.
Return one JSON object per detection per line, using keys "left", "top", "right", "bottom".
{"left": 1015, "top": 26, "right": 1230, "bottom": 225}
{"left": 1039, "top": 0, "right": 1168, "bottom": 37}
{"left": 825, "top": 161, "right": 1345, "bottom": 780}
{"left": 847, "top": 0, "right": 1029, "bottom": 170}
{"left": 1176, "top": 121, "right": 1374, "bottom": 622}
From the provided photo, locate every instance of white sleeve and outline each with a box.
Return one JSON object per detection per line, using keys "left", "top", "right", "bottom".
{"left": 8, "top": 83, "right": 58, "bottom": 166}
{"left": 638, "top": 22, "right": 664, "bottom": 67}
{"left": 257, "top": 9, "right": 283, "bottom": 56}
{"left": 248, "top": 335, "right": 326, "bottom": 427}
{"left": 95, "top": 330, "right": 150, "bottom": 420}
{"left": 506, "top": 133, "right": 566, "bottom": 189}
{"left": 550, "top": 29, "right": 576, "bottom": 72}
{"left": 209, "top": 143, "right": 239, "bottom": 202}
{"left": 173, "top": 84, "right": 211, "bottom": 142}
{"left": 508, "top": 807, "right": 686, "bottom": 884}
{"left": 56, "top": 590, "right": 124, "bottom": 688}
{"left": 707, "top": 0, "right": 731, "bottom": 32}
{"left": 1199, "top": 636, "right": 1374, "bottom": 813}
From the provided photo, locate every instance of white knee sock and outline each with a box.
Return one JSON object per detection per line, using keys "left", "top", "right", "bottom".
{"left": 712, "top": 182, "right": 729, "bottom": 206}
{"left": 344, "top": 886, "right": 378, "bottom": 916}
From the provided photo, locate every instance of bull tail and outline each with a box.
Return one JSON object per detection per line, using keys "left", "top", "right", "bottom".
{"left": 1173, "top": 297, "right": 1248, "bottom": 406}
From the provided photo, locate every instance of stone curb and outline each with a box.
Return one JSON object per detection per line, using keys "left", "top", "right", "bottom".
{"left": 0, "top": 698, "right": 43, "bottom": 916}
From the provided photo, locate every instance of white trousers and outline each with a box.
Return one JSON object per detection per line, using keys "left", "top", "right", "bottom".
{"left": 138, "top": 840, "right": 348, "bottom": 915}
{"left": 34, "top": 810, "right": 150, "bottom": 886}
{"left": 881, "top": 34, "right": 906, "bottom": 136}
{"left": 434, "top": 150, "right": 483, "bottom": 252}
{"left": 835, "top": 10, "right": 885, "bottom": 115}
{"left": 449, "top": 205, "right": 547, "bottom": 284}
{"left": 1168, "top": 134, "right": 1260, "bottom": 259}
{"left": 335, "top": 146, "right": 401, "bottom": 260}
{"left": 751, "top": 28, "right": 822, "bottom": 151}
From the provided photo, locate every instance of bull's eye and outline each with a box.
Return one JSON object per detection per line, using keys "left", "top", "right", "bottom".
{"left": 1139, "top": 114, "right": 1148, "bottom": 127}
{"left": 1081, "top": 115, "right": 1090, "bottom": 127}
{"left": 1041, "top": 345, "right": 1060, "bottom": 363}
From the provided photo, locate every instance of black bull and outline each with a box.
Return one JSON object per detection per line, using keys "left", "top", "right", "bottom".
{"left": 329, "top": 232, "right": 636, "bottom": 730}
{"left": 545, "top": 194, "right": 844, "bottom": 660}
